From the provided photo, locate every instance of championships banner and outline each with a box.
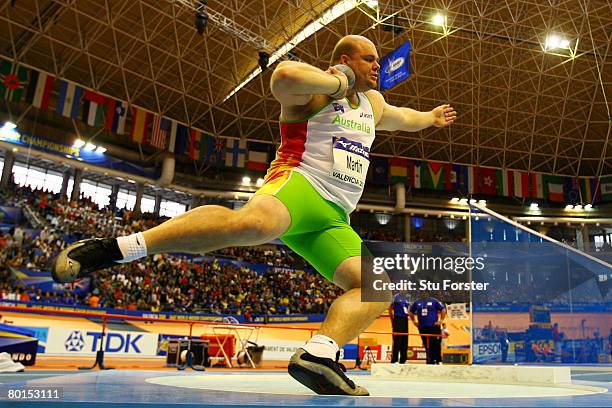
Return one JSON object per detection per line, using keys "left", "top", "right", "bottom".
{"left": 379, "top": 41, "right": 411, "bottom": 91}
{"left": 0, "top": 128, "right": 156, "bottom": 178}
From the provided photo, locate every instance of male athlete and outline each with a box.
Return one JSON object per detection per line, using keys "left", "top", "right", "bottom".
{"left": 52, "top": 35, "right": 456, "bottom": 395}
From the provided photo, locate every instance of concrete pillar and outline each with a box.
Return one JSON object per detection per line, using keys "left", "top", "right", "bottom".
{"left": 133, "top": 182, "right": 145, "bottom": 214}
{"left": 59, "top": 170, "right": 71, "bottom": 198}
{"left": 70, "top": 168, "right": 83, "bottom": 202}
{"left": 577, "top": 224, "right": 589, "bottom": 251}
{"left": 0, "top": 149, "right": 15, "bottom": 191}
{"left": 154, "top": 194, "right": 162, "bottom": 217}
{"left": 404, "top": 214, "right": 411, "bottom": 242}
{"left": 394, "top": 182, "right": 406, "bottom": 212}
{"left": 109, "top": 184, "right": 120, "bottom": 211}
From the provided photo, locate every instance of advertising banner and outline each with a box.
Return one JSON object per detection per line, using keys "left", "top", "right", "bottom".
{"left": 45, "top": 327, "right": 158, "bottom": 356}
{"left": 473, "top": 342, "right": 502, "bottom": 363}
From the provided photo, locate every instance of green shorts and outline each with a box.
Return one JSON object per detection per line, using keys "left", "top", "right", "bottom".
{"left": 254, "top": 170, "right": 361, "bottom": 281}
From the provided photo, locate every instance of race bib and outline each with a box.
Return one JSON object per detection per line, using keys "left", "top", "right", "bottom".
{"left": 331, "top": 137, "right": 370, "bottom": 187}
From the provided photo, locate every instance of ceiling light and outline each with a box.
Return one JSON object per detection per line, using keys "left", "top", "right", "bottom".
{"left": 375, "top": 213, "right": 392, "bottom": 225}
{"left": 545, "top": 35, "right": 571, "bottom": 51}
{"left": 432, "top": 14, "right": 446, "bottom": 27}
{"left": 0, "top": 122, "right": 19, "bottom": 141}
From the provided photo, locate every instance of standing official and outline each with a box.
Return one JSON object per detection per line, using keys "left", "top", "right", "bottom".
{"left": 410, "top": 295, "right": 446, "bottom": 364}
{"left": 389, "top": 292, "right": 410, "bottom": 364}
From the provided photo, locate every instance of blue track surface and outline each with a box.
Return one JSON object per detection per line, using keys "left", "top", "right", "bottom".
{"left": 0, "top": 369, "right": 610, "bottom": 407}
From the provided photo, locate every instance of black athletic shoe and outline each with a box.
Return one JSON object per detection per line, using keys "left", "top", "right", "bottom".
{"left": 288, "top": 348, "right": 369, "bottom": 396}
{"left": 52, "top": 238, "right": 123, "bottom": 283}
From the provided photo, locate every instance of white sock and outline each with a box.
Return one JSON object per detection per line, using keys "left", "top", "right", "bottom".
{"left": 302, "top": 334, "right": 339, "bottom": 360}
{"left": 116, "top": 232, "right": 148, "bottom": 263}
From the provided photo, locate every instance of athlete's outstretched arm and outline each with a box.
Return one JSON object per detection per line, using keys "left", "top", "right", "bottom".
{"left": 270, "top": 61, "right": 348, "bottom": 106}
{"left": 367, "top": 90, "right": 457, "bottom": 132}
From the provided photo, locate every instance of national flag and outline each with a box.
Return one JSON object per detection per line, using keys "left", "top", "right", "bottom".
{"left": 450, "top": 164, "right": 468, "bottom": 193}
{"left": 600, "top": 176, "right": 612, "bottom": 202}
{"left": 104, "top": 99, "right": 128, "bottom": 134}
{"left": 247, "top": 142, "right": 270, "bottom": 171}
{"left": 56, "top": 80, "right": 84, "bottom": 118}
{"left": 129, "top": 107, "right": 151, "bottom": 144}
{"left": 513, "top": 171, "right": 530, "bottom": 198}
{"left": 421, "top": 161, "right": 449, "bottom": 190}
{"left": 225, "top": 139, "right": 246, "bottom": 168}
{"left": 477, "top": 167, "right": 498, "bottom": 195}
{"left": 530, "top": 173, "right": 544, "bottom": 199}
{"left": 496, "top": 169, "right": 514, "bottom": 197}
{"left": 200, "top": 134, "right": 224, "bottom": 165}
{"left": 564, "top": 177, "right": 580, "bottom": 204}
{"left": 389, "top": 157, "right": 408, "bottom": 184}
{"left": 579, "top": 177, "right": 600, "bottom": 204}
{"left": 189, "top": 129, "right": 203, "bottom": 160}
{"left": 0, "top": 61, "right": 28, "bottom": 102}
{"left": 371, "top": 156, "right": 388, "bottom": 185}
{"left": 174, "top": 123, "right": 189, "bottom": 155}
{"left": 410, "top": 160, "right": 423, "bottom": 188}
{"left": 25, "top": 70, "right": 54, "bottom": 110}
{"left": 150, "top": 115, "right": 170, "bottom": 150}
{"left": 544, "top": 175, "right": 565, "bottom": 202}
{"left": 81, "top": 90, "right": 107, "bottom": 128}
{"left": 205, "top": 136, "right": 225, "bottom": 167}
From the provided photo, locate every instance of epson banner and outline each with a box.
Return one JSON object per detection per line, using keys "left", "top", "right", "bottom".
{"left": 378, "top": 41, "right": 411, "bottom": 91}
{"left": 473, "top": 342, "right": 502, "bottom": 363}
{"left": 45, "top": 328, "right": 158, "bottom": 356}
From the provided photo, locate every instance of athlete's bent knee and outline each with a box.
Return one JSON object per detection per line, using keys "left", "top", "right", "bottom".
{"left": 235, "top": 212, "right": 281, "bottom": 244}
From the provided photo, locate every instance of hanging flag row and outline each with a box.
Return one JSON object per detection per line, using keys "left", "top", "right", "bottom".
{"left": 369, "top": 158, "right": 612, "bottom": 204}
{"left": 3, "top": 59, "right": 611, "bottom": 198}
{"left": 0, "top": 60, "right": 277, "bottom": 170}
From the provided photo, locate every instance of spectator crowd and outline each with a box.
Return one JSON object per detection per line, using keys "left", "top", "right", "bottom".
{"left": 0, "top": 185, "right": 342, "bottom": 316}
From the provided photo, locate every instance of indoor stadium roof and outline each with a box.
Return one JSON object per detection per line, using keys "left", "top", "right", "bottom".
{"left": 0, "top": 0, "right": 610, "bottom": 176}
